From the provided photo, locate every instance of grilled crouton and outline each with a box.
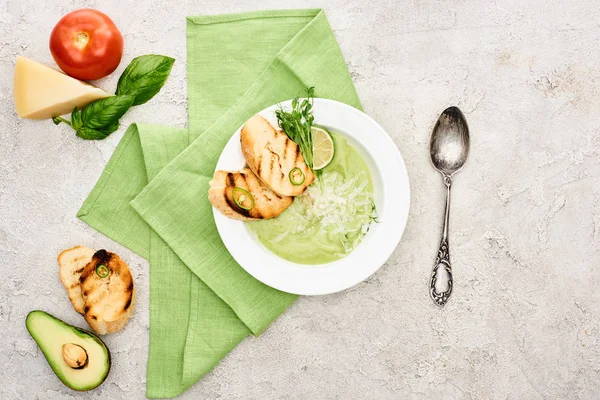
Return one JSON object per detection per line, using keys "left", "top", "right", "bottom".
{"left": 209, "top": 168, "right": 293, "bottom": 221}
{"left": 58, "top": 246, "right": 96, "bottom": 314}
{"left": 79, "top": 250, "right": 135, "bottom": 335}
{"left": 241, "top": 115, "right": 314, "bottom": 196}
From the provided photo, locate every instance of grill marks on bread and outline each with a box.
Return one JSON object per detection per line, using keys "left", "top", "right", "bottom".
{"left": 241, "top": 115, "right": 314, "bottom": 196}
{"left": 79, "top": 250, "right": 135, "bottom": 334}
{"left": 209, "top": 168, "right": 293, "bottom": 221}
{"left": 58, "top": 247, "right": 136, "bottom": 334}
{"left": 209, "top": 115, "right": 314, "bottom": 221}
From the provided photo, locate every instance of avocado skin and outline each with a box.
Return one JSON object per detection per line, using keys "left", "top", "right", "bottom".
{"left": 25, "top": 310, "right": 111, "bottom": 391}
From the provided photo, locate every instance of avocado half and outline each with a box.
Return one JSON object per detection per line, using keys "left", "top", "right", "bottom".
{"left": 25, "top": 310, "right": 111, "bottom": 391}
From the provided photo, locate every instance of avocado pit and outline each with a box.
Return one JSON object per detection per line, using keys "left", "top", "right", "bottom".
{"left": 62, "top": 343, "right": 88, "bottom": 369}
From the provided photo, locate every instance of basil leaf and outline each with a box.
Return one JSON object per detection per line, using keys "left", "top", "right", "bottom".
{"left": 71, "top": 108, "right": 83, "bottom": 130}
{"left": 76, "top": 127, "right": 110, "bottom": 141}
{"left": 116, "top": 55, "right": 175, "bottom": 106}
{"left": 81, "top": 95, "right": 134, "bottom": 130}
{"left": 99, "top": 122, "right": 120, "bottom": 135}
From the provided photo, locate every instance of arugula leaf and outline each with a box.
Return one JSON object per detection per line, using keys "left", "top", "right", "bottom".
{"left": 81, "top": 95, "right": 134, "bottom": 130}
{"left": 116, "top": 55, "right": 175, "bottom": 106}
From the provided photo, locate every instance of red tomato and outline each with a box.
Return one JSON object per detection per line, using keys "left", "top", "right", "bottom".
{"left": 49, "top": 9, "right": 123, "bottom": 80}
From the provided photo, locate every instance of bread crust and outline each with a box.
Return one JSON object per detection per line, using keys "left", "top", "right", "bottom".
{"left": 58, "top": 246, "right": 96, "bottom": 314}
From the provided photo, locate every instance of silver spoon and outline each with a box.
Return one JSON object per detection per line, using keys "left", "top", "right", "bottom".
{"left": 429, "top": 106, "right": 470, "bottom": 306}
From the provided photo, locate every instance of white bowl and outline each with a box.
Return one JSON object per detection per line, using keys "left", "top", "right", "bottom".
{"left": 213, "top": 99, "right": 410, "bottom": 295}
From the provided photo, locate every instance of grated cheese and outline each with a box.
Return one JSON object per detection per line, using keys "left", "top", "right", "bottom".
{"left": 288, "top": 171, "right": 376, "bottom": 255}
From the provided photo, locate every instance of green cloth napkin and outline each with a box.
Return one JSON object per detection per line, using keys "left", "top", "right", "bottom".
{"left": 78, "top": 9, "right": 361, "bottom": 398}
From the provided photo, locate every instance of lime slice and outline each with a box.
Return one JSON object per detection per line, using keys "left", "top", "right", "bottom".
{"left": 312, "top": 126, "right": 335, "bottom": 170}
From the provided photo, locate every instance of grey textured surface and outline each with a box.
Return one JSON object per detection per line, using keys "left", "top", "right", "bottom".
{"left": 1, "top": 0, "right": 599, "bottom": 398}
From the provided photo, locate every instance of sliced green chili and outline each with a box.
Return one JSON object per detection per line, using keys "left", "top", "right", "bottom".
{"left": 232, "top": 187, "right": 254, "bottom": 210}
{"left": 96, "top": 264, "right": 109, "bottom": 278}
{"left": 289, "top": 167, "right": 305, "bottom": 186}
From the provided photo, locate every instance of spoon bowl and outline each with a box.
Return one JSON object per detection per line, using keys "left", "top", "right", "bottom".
{"left": 430, "top": 107, "right": 470, "bottom": 177}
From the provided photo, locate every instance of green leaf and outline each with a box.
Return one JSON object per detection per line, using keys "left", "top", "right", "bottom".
{"left": 99, "top": 122, "right": 120, "bottom": 135}
{"left": 71, "top": 108, "right": 83, "bottom": 130}
{"left": 116, "top": 54, "right": 175, "bottom": 106}
{"left": 81, "top": 95, "right": 134, "bottom": 130}
{"left": 76, "top": 126, "right": 111, "bottom": 140}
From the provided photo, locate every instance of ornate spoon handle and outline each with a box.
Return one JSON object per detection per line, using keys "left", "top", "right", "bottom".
{"left": 430, "top": 176, "right": 453, "bottom": 306}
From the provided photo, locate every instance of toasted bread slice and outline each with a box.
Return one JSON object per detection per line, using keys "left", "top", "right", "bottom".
{"left": 58, "top": 246, "right": 96, "bottom": 314}
{"left": 241, "top": 115, "right": 314, "bottom": 196}
{"left": 80, "top": 250, "right": 135, "bottom": 335}
{"left": 209, "top": 167, "right": 293, "bottom": 221}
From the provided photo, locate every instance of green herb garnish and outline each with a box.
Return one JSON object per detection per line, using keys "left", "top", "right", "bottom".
{"left": 371, "top": 200, "right": 380, "bottom": 223}
{"left": 276, "top": 87, "right": 317, "bottom": 173}
{"left": 52, "top": 54, "right": 175, "bottom": 140}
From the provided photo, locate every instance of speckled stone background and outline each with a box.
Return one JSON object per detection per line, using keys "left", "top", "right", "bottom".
{"left": 1, "top": 0, "right": 600, "bottom": 399}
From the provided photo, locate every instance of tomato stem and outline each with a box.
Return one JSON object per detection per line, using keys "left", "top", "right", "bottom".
{"left": 75, "top": 32, "right": 90, "bottom": 48}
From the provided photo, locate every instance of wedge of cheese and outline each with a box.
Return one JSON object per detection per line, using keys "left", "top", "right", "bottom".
{"left": 14, "top": 56, "right": 113, "bottom": 120}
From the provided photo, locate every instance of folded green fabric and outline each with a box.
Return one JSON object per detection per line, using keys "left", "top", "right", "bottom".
{"left": 78, "top": 9, "right": 361, "bottom": 398}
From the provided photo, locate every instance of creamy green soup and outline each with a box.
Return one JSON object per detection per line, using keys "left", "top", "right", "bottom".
{"left": 247, "top": 132, "right": 375, "bottom": 265}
